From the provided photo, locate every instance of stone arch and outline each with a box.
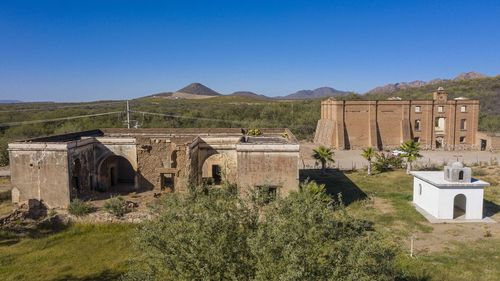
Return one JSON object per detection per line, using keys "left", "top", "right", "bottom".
{"left": 453, "top": 194, "right": 467, "bottom": 219}
{"left": 97, "top": 155, "right": 136, "bottom": 193}
{"left": 201, "top": 153, "right": 229, "bottom": 185}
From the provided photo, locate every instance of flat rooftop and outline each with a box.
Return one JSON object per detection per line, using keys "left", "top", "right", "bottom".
{"left": 410, "top": 171, "right": 490, "bottom": 188}
{"left": 14, "top": 128, "right": 298, "bottom": 145}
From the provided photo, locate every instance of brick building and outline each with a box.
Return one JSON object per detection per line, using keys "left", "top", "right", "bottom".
{"left": 314, "top": 87, "right": 480, "bottom": 150}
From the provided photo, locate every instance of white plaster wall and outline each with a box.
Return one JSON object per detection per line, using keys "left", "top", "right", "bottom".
{"left": 413, "top": 178, "right": 440, "bottom": 218}
{"left": 438, "top": 188, "right": 484, "bottom": 219}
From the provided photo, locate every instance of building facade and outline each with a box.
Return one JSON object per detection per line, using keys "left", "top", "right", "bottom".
{"left": 8, "top": 128, "right": 300, "bottom": 208}
{"left": 314, "top": 88, "right": 480, "bottom": 150}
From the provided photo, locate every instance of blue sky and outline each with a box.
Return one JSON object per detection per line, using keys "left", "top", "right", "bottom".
{"left": 1, "top": 0, "right": 499, "bottom": 102}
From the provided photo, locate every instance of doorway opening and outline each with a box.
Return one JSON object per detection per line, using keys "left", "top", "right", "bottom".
{"left": 435, "top": 137, "right": 444, "bottom": 149}
{"left": 481, "top": 139, "right": 487, "bottom": 151}
{"left": 212, "top": 165, "right": 222, "bottom": 185}
{"left": 98, "top": 155, "right": 135, "bottom": 193}
{"left": 453, "top": 194, "right": 466, "bottom": 219}
{"left": 161, "top": 173, "right": 175, "bottom": 192}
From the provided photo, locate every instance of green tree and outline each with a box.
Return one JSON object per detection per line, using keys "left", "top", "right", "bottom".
{"left": 123, "top": 185, "right": 258, "bottom": 281}
{"left": 124, "top": 182, "right": 411, "bottom": 281}
{"left": 361, "top": 147, "right": 377, "bottom": 175}
{"left": 249, "top": 181, "right": 399, "bottom": 281}
{"left": 399, "top": 140, "right": 423, "bottom": 174}
{"left": 312, "top": 145, "right": 334, "bottom": 170}
{"left": 0, "top": 139, "right": 9, "bottom": 167}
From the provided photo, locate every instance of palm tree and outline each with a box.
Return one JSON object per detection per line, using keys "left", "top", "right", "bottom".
{"left": 399, "top": 140, "right": 423, "bottom": 174}
{"left": 312, "top": 146, "right": 334, "bottom": 170}
{"left": 361, "top": 147, "right": 377, "bottom": 175}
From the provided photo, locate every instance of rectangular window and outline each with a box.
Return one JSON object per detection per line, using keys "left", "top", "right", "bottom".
{"left": 460, "top": 136, "right": 466, "bottom": 143}
{"left": 257, "top": 185, "right": 278, "bottom": 204}
{"left": 415, "top": 106, "right": 421, "bottom": 113}
{"left": 460, "top": 106, "right": 467, "bottom": 112}
{"left": 413, "top": 137, "right": 420, "bottom": 143}
{"left": 438, "top": 106, "right": 444, "bottom": 113}
{"left": 460, "top": 119, "right": 467, "bottom": 130}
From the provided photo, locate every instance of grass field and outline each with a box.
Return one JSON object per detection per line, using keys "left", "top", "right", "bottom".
{"left": 0, "top": 168, "right": 499, "bottom": 280}
{"left": 0, "top": 223, "right": 135, "bottom": 281}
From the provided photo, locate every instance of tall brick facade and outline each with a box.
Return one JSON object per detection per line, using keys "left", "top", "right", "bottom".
{"left": 314, "top": 88, "right": 480, "bottom": 150}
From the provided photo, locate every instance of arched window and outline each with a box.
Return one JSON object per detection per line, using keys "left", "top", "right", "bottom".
{"left": 459, "top": 171, "right": 464, "bottom": 180}
{"left": 414, "top": 119, "right": 421, "bottom": 131}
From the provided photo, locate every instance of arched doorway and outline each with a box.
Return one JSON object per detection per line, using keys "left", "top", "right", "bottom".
{"left": 453, "top": 194, "right": 467, "bottom": 219}
{"left": 98, "top": 155, "right": 136, "bottom": 193}
{"left": 201, "top": 153, "right": 230, "bottom": 185}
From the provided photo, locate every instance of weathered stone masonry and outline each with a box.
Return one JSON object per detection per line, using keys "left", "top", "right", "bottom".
{"left": 9, "top": 128, "right": 300, "bottom": 208}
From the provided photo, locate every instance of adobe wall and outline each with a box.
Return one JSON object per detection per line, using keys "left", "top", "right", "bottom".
{"left": 236, "top": 144, "right": 300, "bottom": 196}
{"left": 8, "top": 143, "right": 70, "bottom": 208}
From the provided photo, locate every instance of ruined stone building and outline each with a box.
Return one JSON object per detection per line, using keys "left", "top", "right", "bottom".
{"left": 314, "top": 87, "right": 482, "bottom": 150}
{"left": 8, "top": 128, "right": 300, "bottom": 208}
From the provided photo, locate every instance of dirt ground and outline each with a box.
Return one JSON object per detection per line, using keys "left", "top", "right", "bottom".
{"left": 300, "top": 141, "right": 500, "bottom": 170}
{"left": 300, "top": 143, "right": 500, "bottom": 253}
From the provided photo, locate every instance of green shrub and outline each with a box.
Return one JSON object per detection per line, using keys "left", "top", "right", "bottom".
{"left": 104, "top": 196, "right": 128, "bottom": 217}
{"left": 373, "top": 152, "right": 403, "bottom": 173}
{"left": 0, "top": 139, "right": 9, "bottom": 167}
{"left": 68, "top": 199, "right": 94, "bottom": 216}
{"left": 123, "top": 182, "right": 405, "bottom": 281}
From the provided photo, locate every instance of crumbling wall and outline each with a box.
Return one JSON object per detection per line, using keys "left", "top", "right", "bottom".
{"left": 313, "top": 119, "right": 335, "bottom": 147}
{"left": 68, "top": 143, "right": 95, "bottom": 197}
{"left": 9, "top": 144, "right": 70, "bottom": 208}
{"left": 236, "top": 144, "right": 299, "bottom": 196}
{"left": 135, "top": 137, "right": 190, "bottom": 192}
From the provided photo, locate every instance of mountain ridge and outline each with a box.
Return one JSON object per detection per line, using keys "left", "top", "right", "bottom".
{"left": 365, "top": 71, "right": 488, "bottom": 95}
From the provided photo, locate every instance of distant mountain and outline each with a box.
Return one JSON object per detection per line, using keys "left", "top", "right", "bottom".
{"left": 176, "top": 83, "right": 221, "bottom": 96}
{"left": 366, "top": 72, "right": 488, "bottom": 95}
{"left": 280, "top": 87, "right": 351, "bottom": 100}
{"left": 454, "top": 71, "right": 487, "bottom": 80}
{"left": 228, "top": 91, "right": 271, "bottom": 100}
{"left": 364, "top": 75, "right": 500, "bottom": 118}
{"left": 0, "top": 100, "right": 22, "bottom": 104}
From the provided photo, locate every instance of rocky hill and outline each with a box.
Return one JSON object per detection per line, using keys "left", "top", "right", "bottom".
{"left": 366, "top": 72, "right": 488, "bottom": 95}
{"left": 280, "top": 87, "right": 351, "bottom": 100}
{"left": 228, "top": 91, "right": 271, "bottom": 100}
{"left": 176, "top": 83, "right": 221, "bottom": 96}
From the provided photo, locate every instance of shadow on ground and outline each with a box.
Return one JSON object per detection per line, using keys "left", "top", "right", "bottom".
{"left": 484, "top": 199, "right": 500, "bottom": 218}
{"left": 0, "top": 215, "right": 69, "bottom": 246}
{"left": 300, "top": 168, "right": 367, "bottom": 205}
{"left": 52, "top": 269, "right": 123, "bottom": 281}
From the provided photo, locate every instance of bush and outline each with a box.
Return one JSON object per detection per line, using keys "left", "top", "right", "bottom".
{"left": 68, "top": 199, "right": 94, "bottom": 216}
{"left": 373, "top": 152, "right": 404, "bottom": 173}
{"left": 104, "top": 196, "right": 128, "bottom": 217}
{"left": 123, "top": 182, "right": 404, "bottom": 281}
{"left": 0, "top": 139, "right": 9, "bottom": 167}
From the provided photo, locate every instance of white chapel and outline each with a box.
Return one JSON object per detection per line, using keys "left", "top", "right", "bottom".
{"left": 410, "top": 162, "right": 489, "bottom": 221}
